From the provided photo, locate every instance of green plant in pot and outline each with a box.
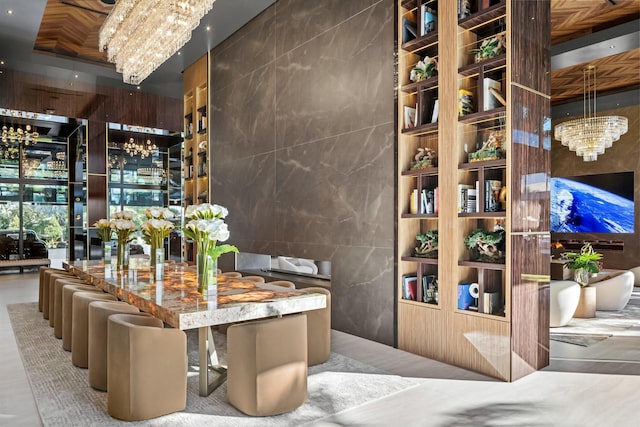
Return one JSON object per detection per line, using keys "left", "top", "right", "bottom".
{"left": 464, "top": 228, "right": 505, "bottom": 263}
{"left": 470, "top": 33, "right": 506, "bottom": 63}
{"left": 414, "top": 230, "right": 438, "bottom": 258}
{"left": 410, "top": 56, "right": 438, "bottom": 82}
{"left": 562, "top": 243, "right": 602, "bottom": 287}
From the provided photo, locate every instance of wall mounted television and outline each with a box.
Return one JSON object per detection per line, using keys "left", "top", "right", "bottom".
{"left": 550, "top": 171, "right": 635, "bottom": 233}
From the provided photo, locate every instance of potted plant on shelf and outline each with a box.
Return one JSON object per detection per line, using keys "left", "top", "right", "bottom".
{"left": 470, "top": 33, "right": 506, "bottom": 63}
{"left": 410, "top": 56, "right": 438, "bottom": 82}
{"left": 414, "top": 230, "right": 438, "bottom": 258}
{"left": 562, "top": 243, "right": 602, "bottom": 287}
{"left": 464, "top": 228, "right": 505, "bottom": 263}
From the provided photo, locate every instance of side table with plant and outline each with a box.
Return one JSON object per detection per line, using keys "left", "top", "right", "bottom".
{"left": 562, "top": 243, "right": 603, "bottom": 318}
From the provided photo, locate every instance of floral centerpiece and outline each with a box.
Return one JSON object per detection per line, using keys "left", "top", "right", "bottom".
{"left": 183, "top": 203, "right": 238, "bottom": 293}
{"left": 93, "top": 218, "right": 113, "bottom": 262}
{"left": 141, "top": 207, "right": 175, "bottom": 267}
{"left": 110, "top": 210, "right": 137, "bottom": 269}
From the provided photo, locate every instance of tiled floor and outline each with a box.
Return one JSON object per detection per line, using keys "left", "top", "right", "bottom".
{"left": 1, "top": 271, "right": 639, "bottom": 426}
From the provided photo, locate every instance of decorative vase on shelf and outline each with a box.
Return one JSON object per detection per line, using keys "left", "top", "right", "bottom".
{"left": 196, "top": 252, "right": 217, "bottom": 294}
{"left": 116, "top": 242, "right": 129, "bottom": 270}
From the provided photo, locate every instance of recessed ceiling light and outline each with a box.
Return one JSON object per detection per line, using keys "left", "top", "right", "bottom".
{"left": 7, "top": 9, "right": 13, "bottom": 15}
{"left": 136, "top": 86, "right": 141, "bottom": 90}
{"left": 177, "top": 51, "right": 182, "bottom": 55}
{"left": 206, "top": 26, "right": 211, "bottom": 31}
{"left": 74, "top": 74, "right": 78, "bottom": 78}
{"left": 0, "top": 60, "right": 4, "bottom": 65}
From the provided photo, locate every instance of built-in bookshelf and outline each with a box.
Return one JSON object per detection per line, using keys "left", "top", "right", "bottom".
{"left": 396, "top": 0, "right": 550, "bottom": 381}
{"left": 183, "top": 53, "right": 209, "bottom": 263}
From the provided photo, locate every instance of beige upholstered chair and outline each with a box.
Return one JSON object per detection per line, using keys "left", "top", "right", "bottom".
{"left": 221, "top": 271, "right": 243, "bottom": 278}
{"left": 269, "top": 280, "right": 296, "bottom": 289}
{"left": 48, "top": 271, "right": 86, "bottom": 326}
{"left": 302, "top": 287, "right": 331, "bottom": 366}
{"left": 62, "top": 284, "right": 103, "bottom": 351}
{"left": 549, "top": 280, "right": 580, "bottom": 327}
{"left": 594, "top": 271, "right": 635, "bottom": 311}
{"left": 39, "top": 267, "right": 63, "bottom": 312}
{"left": 41, "top": 269, "right": 77, "bottom": 318}
{"left": 88, "top": 301, "right": 141, "bottom": 391}
{"left": 630, "top": 266, "right": 640, "bottom": 287}
{"left": 107, "top": 314, "right": 187, "bottom": 421}
{"left": 241, "top": 275, "right": 265, "bottom": 283}
{"left": 227, "top": 314, "right": 308, "bottom": 416}
{"left": 53, "top": 277, "right": 88, "bottom": 338}
{"left": 71, "top": 291, "right": 118, "bottom": 368}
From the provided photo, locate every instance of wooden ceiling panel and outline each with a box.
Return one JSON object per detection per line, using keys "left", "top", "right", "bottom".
{"left": 551, "top": 49, "right": 640, "bottom": 104}
{"left": 551, "top": 0, "right": 640, "bottom": 45}
{"left": 34, "top": 0, "right": 111, "bottom": 63}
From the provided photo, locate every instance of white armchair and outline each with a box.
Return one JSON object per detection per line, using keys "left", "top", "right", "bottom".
{"left": 594, "top": 271, "right": 634, "bottom": 311}
{"left": 549, "top": 280, "right": 580, "bottom": 327}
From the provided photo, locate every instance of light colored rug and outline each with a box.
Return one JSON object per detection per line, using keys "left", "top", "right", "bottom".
{"left": 8, "top": 302, "right": 419, "bottom": 426}
{"left": 550, "top": 287, "right": 640, "bottom": 340}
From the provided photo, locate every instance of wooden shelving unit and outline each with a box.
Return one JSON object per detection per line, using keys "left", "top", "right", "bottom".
{"left": 396, "top": 0, "right": 550, "bottom": 381}
{"left": 183, "top": 53, "right": 210, "bottom": 263}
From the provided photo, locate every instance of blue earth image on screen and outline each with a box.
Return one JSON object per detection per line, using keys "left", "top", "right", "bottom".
{"left": 550, "top": 177, "right": 634, "bottom": 233}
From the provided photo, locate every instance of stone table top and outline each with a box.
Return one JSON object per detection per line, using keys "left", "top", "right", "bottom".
{"left": 64, "top": 259, "right": 327, "bottom": 330}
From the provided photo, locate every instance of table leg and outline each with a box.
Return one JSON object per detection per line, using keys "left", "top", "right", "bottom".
{"left": 198, "top": 326, "right": 227, "bottom": 396}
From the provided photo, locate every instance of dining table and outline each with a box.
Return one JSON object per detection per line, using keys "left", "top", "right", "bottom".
{"left": 63, "top": 259, "right": 327, "bottom": 396}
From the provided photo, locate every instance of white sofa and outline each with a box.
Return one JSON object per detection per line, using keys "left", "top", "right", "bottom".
{"left": 549, "top": 280, "right": 581, "bottom": 327}
{"left": 629, "top": 266, "right": 640, "bottom": 287}
{"left": 593, "top": 271, "right": 635, "bottom": 311}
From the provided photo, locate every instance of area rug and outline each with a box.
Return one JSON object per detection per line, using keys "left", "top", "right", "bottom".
{"left": 8, "top": 302, "right": 419, "bottom": 426}
{"left": 549, "top": 333, "right": 611, "bottom": 347}
{"left": 550, "top": 287, "right": 640, "bottom": 338}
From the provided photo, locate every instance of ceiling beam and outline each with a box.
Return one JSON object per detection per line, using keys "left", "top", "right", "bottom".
{"left": 551, "top": 20, "right": 640, "bottom": 71}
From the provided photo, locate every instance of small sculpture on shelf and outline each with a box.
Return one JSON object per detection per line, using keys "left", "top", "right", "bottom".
{"left": 414, "top": 230, "right": 438, "bottom": 258}
{"left": 410, "top": 56, "right": 438, "bottom": 82}
{"left": 471, "top": 33, "right": 506, "bottom": 63}
{"left": 411, "top": 147, "right": 437, "bottom": 170}
{"left": 469, "top": 130, "right": 505, "bottom": 162}
{"left": 464, "top": 227, "right": 505, "bottom": 263}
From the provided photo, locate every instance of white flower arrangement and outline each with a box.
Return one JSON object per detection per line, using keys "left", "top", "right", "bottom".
{"left": 93, "top": 218, "right": 112, "bottom": 242}
{"left": 144, "top": 207, "right": 175, "bottom": 220}
{"left": 410, "top": 56, "right": 438, "bottom": 82}
{"left": 112, "top": 210, "right": 136, "bottom": 221}
{"left": 183, "top": 203, "right": 237, "bottom": 261}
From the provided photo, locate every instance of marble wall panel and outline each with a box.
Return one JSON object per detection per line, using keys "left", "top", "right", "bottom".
{"left": 210, "top": 63, "right": 276, "bottom": 160}
{"left": 210, "top": 0, "right": 395, "bottom": 346}
{"left": 275, "top": 124, "right": 394, "bottom": 248}
{"left": 275, "top": 0, "right": 394, "bottom": 149}
{"left": 330, "top": 245, "right": 395, "bottom": 345}
{"left": 274, "top": 0, "right": 381, "bottom": 57}
{"left": 210, "top": 7, "right": 276, "bottom": 93}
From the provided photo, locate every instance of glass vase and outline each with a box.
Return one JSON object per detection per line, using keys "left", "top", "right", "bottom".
{"left": 117, "top": 242, "right": 129, "bottom": 270}
{"left": 196, "top": 252, "right": 217, "bottom": 294}
{"left": 102, "top": 241, "right": 112, "bottom": 264}
{"left": 154, "top": 248, "right": 164, "bottom": 280}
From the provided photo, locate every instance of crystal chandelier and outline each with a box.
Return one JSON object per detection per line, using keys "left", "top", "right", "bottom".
{"left": 554, "top": 65, "right": 628, "bottom": 162}
{"left": 1, "top": 124, "right": 39, "bottom": 145}
{"left": 124, "top": 137, "right": 157, "bottom": 159}
{"left": 99, "top": 0, "right": 216, "bottom": 85}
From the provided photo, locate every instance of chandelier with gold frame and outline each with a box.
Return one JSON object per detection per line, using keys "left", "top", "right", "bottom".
{"left": 554, "top": 65, "right": 628, "bottom": 162}
{"left": 99, "top": 0, "right": 216, "bottom": 84}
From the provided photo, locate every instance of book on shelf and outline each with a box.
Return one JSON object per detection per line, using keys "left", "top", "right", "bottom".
{"left": 404, "top": 105, "right": 417, "bottom": 129}
{"left": 485, "top": 180, "right": 502, "bottom": 212}
{"left": 422, "top": 275, "right": 438, "bottom": 304}
{"left": 457, "top": 184, "right": 473, "bottom": 213}
{"left": 410, "top": 189, "right": 419, "bottom": 214}
{"left": 402, "top": 18, "right": 417, "bottom": 43}
{"left": 483, "top": 77, "right": 503, "bottom": 111}
{"left": 421, "top": 91, "right": 437, "bottom": 126}
{"left": 466, "top": 188, "right": 477, "bottom": 213}
{"left": 402, "top": 274, "right": 418, "bottom": 301}
{"left": 420, "top": 5, "right": 437, "bottom": 36}
{"left": 458, "top": 89, "right": 474, "bottom": 117}
{"left": 420, "top": 189, "right": 435, "bottom": 215}
{"left": 434, "top": 186, "right": 439, "bottom": 214}
{"left": 431, "top": 99, "right": 439, "bottom": 123}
